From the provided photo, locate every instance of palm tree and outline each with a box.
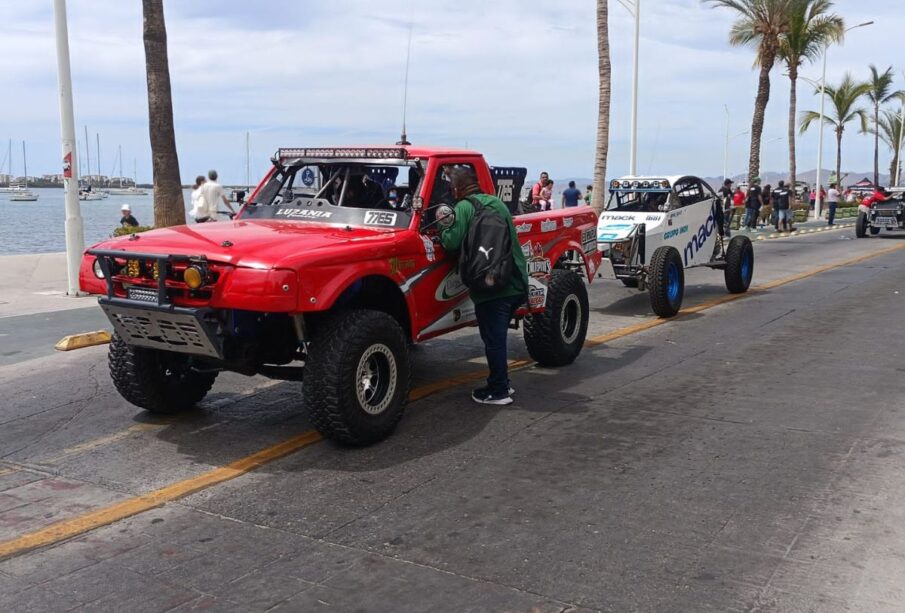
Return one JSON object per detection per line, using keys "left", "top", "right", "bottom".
{"left": 800, "top": 73, "right": 869, "bottom": 187}
{"left": 142, "top": 0, "right": 184, "bottom": 227}
{"left": 864, "top": 65, "right": 903, "bottom": 187}
{"left": 590, "top": 0, "right": 611, "bottom": 214}
{"left": 705, "top": 0, "right": 794, "bottom": 183}
{"left": 876, "top": 106, "right": 905, "bottom": 183}
{"left": 778, "top": 0, "right": 843, "bottom": 192}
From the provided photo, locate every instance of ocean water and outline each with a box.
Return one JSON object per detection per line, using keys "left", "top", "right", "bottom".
{"left": 0, "top": 188, "right": 195, "bottom": 255}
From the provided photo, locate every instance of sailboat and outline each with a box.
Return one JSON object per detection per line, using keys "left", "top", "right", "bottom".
{"left": 0, "top": 139, "right": 17, "bottom": 194}
{"left": 9, "top": 141, "right": 38, "bottom": 202}
{"left": 106, "top": 145, "right": 147, "bottom": 195}
{"left": 78, "top": 126, "right": 104, "bottom": 201}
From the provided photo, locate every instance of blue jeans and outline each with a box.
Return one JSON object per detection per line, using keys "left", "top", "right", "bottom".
{"left": 828, "top": 203, "right": 837, "bottom": 225}
{"left": 474, "top": 294, "right": 523, "bottom": 396}
{"left": 744, "top": 208, "right": 757, "bottom": 229}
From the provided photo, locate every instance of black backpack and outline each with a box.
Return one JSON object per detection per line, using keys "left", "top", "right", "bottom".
{"left": 459, "top": 196, "right": 514, "bottom": 292}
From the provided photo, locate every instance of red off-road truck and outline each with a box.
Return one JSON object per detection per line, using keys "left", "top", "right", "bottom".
{"left": 80, "top": 146, "right": 601, "bottom": 445}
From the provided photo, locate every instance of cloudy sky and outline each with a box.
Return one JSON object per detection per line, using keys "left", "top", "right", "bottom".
{"left": 0, "top": 0, "right": 901, "bottom": 184}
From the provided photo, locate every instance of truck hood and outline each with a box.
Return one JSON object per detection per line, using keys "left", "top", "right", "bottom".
{"left": 87, "top": 220, "right": 400, "bottom": 268}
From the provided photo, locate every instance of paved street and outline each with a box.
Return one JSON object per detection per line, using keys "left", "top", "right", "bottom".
{"left": 2, "top": 224, "right": 905, "bottom": 611}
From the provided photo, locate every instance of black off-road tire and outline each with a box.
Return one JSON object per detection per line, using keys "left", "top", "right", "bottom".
{"left": 724, "top": 235, "right": 754, "bottom": 294}
{"left": 524, "top": 270, "right": 589, "bottom": 367}
{"left": 108, "top": 334, "right": 217, "bottom": 414}
{"left": 870, "top": 226, "right": 881, "bottom": 235}
{"left": 648, "top": 246, "right": 684, "bottom": 318}
{"left": 620, "top": 277, "right": 640, "bottom": 288}
{"left": 305, "top": 310, "right": 410, "bottom": 446}
{"left": 856, "top": 211, "right": 868, "bottom": 238}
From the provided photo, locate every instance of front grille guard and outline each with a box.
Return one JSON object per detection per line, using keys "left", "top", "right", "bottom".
{"left": 88, "top": 249, "right": 224, "bottom": 359}
{"left": 88, "top": 249, "right": 205, "bottom": 308}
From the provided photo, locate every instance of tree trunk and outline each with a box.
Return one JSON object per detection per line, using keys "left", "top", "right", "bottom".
{"left": 591, "top": 0, "right": 611, "bottom": 215}
{"left": 143, "top": 0, "right": 184, "bottom": 228}
{"left": 747, "top": 48, "right": 776, "bottom": 184}
{"left": 836, "top": 127, "right": 843, "bottom": 189}
{"left": 874, "top": 104, "right": 880, "bottom": 186}
{"left": 787, "top": 67, "right": 797, "bottom": 197}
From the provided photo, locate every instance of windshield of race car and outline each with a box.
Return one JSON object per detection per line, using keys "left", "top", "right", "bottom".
{"left": 243, "top": 161, "right": 423, "bottom": 229}
{"left": 606, "top": 189, "right": 672, "bottom": 213}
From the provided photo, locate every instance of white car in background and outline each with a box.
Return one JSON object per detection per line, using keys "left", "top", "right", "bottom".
{"left": 596, "top": 175, "right": 754, "bottom": 317}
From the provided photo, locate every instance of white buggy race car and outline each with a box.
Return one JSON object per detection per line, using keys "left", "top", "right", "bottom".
{"left": 596, "top": 176, "right": 754, "bottom": 317}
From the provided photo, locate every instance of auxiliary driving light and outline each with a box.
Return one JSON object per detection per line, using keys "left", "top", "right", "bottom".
{"left": 183, "top": 265, "right": 205, "bottom": 289}
{"left": 92, "top": 258, "right": 105, "bottom": 279}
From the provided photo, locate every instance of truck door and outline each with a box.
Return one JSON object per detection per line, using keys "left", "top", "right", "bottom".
{"left": 411, "top": 158, "right": 482, "bottom": 340}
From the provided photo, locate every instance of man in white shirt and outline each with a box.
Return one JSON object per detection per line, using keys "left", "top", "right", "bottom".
{"left": 198, "top": 169, "right": 235, "bottom": 222}
{"left": 826, "top": 182, "right": 840, "bottom": 226}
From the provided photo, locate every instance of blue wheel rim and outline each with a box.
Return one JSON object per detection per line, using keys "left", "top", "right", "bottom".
{"left": 741, "top": 251, "right": 752, "bottom": 283}
{"left": 667, "top": 262, "right": 680, "bottom": 304}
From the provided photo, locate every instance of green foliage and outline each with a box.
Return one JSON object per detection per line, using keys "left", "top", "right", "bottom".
{"left": 112, "top": 225, "right": 153, "bottom": 237}
{"left": 778, "top": 0, "right": 844, "bottom": 71}
{"left": 799, "top": 73, "right": 870, "bottom": 134}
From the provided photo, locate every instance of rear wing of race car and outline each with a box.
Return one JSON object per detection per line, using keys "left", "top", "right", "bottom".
{"left": 490, "top": 166, "right": 527, "bottom": 214}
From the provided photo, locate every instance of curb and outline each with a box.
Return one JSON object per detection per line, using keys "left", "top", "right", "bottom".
{"left": 54, "top": 330, "right": 112, "bottom": 352}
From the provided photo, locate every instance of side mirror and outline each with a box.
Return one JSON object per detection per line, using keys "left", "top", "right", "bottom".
{"left": 436, "top": 204, "right": 456, "bottom": 228}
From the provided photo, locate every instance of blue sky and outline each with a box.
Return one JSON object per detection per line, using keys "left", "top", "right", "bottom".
{"left": 0, "top": 0, "right": 902, "bottom": 184}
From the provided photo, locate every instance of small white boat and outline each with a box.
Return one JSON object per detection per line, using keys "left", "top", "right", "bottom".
{"left": 106, "top": 186, "right": 147, "bottom": 196}
{"left": 79, "top": 191, "right": 104, "bottom": 201}
{"left": 9, "top": 189, "right": 38, "bottom": 202}
{"left": 8, "top": 142, "right": 38, "bottom": 201}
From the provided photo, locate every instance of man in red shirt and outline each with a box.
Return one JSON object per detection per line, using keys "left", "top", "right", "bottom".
{"left": 530, "top": 171, "right": 549, "bottom": 209}
{"left": 863, "top": 187, "right": 888, "bottom": 208}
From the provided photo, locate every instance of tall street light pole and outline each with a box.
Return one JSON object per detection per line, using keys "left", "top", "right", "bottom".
{"left": 52, "top": 0, "right": 85, "bottom": 296}
{"left": 896, "top": 84, "right": 905, "bottom": 186}
{"left": 723, "top": 105, "right": 730, "bottom": 180}
{"left": 814, "top": 20, "right": 873, "bottom": 221}
{"left": 725, "top": 129, "right": 749, "bottom": 181}
{"left": 617, "top": 0, "right": 640, "bottom": 175}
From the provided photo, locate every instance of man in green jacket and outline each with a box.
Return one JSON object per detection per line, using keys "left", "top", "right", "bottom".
{"left": 439, "top": 167, "right": 528, "bottom": 405}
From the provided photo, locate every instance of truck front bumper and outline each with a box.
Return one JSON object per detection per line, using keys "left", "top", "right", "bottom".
{"left": 99, "top": 297, "right": 223, "bottom": 359}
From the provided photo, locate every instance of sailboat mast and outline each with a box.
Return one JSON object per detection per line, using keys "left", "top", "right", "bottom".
{"left": 96, "top": 133, "right": 101, "bottom": 185}
{"left": 118, "top": 145, "right": 123, "bottom": 187}
{"left": 22, "top": 141, "right": 27, "bottom": 189}
{"left": 245, "top": 131, "right": 250, "bottom": 190}
{"left": 83, "top": 125, "right": 91, "bottom": 184}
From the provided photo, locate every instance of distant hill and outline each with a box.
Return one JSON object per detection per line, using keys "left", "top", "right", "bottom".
{"left": 706, "top": 169, "right": 893, "bottom": 189}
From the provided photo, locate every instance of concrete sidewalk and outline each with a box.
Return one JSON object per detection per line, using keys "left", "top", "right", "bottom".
{"left": 0, "top": 253, "right": 96, "bottom": 319}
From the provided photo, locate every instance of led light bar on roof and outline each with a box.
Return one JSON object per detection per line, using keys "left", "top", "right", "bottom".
{"left": 609, "top": 178, "right": 671, "bottom": 191}
{"left": 278, "top": 147, "right": 408, "bottom": 160}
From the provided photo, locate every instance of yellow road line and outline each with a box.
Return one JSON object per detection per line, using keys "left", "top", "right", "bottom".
{"left": 0, "top": 430, "right": 324, "bottom": 560}
{"left": 1, "top": 239, "right": 902, "bottom": 560}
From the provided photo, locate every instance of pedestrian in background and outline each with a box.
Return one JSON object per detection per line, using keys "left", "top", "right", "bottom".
{"left": 119, "top": 204, "right": 138, "bottom": 228}
{"left": 584, "top": 185, "right": 593, "bottom": 206}
{"left": 561, "top": 181, "right": 582, "bottom": 208}
{"left": 732, "top": 186, "right": 745, "bottom": 207}
{"left": 745, "top": 178, "right": 763, "bottom": 230}
{"left": 530, "top": 171, "right": 549, "bottom": 209}
{"left": 190, "top": 175, "right": 207, "bottom": 222}
{"left": 808, "top": 188, "right": 817, "bottom": 209}
{"left": 718, "top": 178, "right": 734, "bottom": 238}
{"left": 540, "top": 179, "right": 554, "bottom": 211}
{"left": 773, "top": 181, "right": 792, "bottom": 232}
{"left": 199, "top": 169, "right": 236, "bottom": 222}
{"left": 826, "top": 182, "right": 840, "bottom": 226}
